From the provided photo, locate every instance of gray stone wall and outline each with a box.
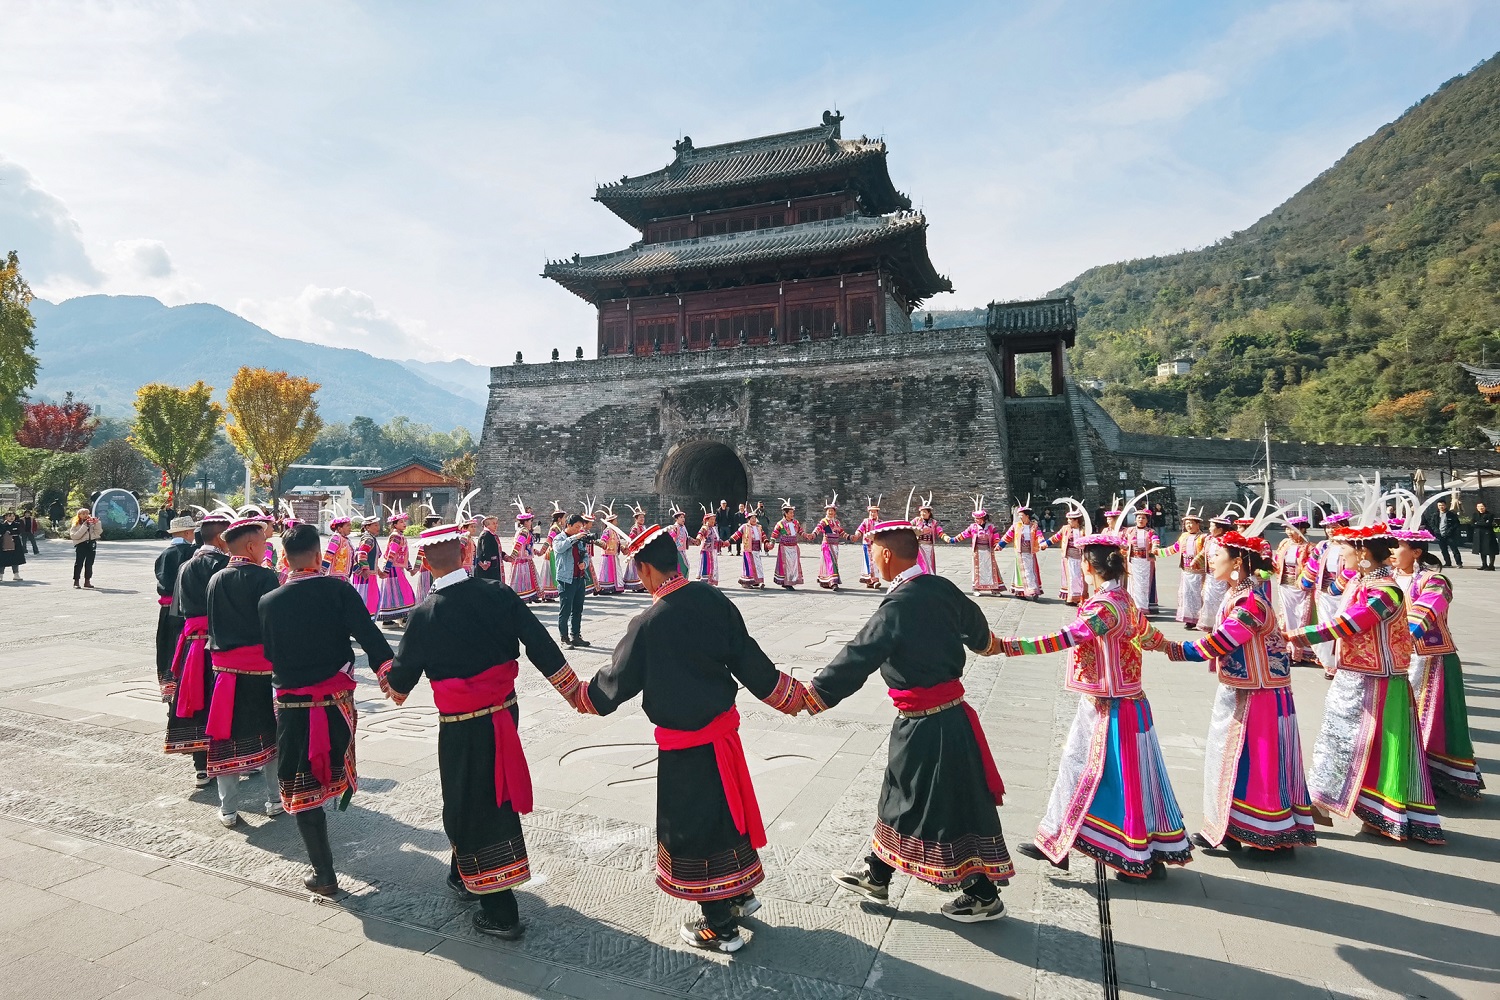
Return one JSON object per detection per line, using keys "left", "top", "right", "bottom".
{"left": 475, "top": 326, "right": 1010, "bottom": 526}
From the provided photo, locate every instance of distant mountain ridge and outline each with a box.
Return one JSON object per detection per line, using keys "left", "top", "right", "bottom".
{"left": 30, "top": 295, "right": 487, "bottom": 430}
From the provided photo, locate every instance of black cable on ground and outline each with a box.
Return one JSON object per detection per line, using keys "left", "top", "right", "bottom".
{"left": 1095, "top": 858, "right": 1120, "bottom": 1000}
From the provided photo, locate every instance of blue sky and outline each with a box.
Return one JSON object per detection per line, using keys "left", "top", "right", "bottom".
{"left": 2, "top": 1, "right": 1497, "bottom": 364}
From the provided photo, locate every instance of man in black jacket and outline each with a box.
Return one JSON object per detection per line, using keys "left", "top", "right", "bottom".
{"left": 475, "top": 515, "right": 506, "bottom": 581}
{"left": 155, "top": 516, "right": 200, "bottom": 778}
{"left": 1433, "top": 500, "right": 1464, "bottom": 568}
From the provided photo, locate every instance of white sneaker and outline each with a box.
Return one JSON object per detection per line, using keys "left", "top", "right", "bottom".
{"left": 264, "top": 801, "right": 284, "bottom": 817}
{"left": 218, "top": 812, "right": 240, "bottom": 828}
{"left": 194, "top": 771, "right": 211, "bottom": 788}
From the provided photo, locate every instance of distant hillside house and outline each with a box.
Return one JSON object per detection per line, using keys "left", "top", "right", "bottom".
{"left": 1156, "top": 357, "right": 1193, "bottom": 379}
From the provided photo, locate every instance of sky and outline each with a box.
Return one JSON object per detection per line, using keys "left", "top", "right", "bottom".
{"left": 2, "top": 0, "right": 1498, "bottom": 366}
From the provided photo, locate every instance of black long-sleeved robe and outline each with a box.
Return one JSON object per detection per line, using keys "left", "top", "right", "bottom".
{"left": 163, "top": 546, "right": 229, "bottom": 754}
{"left": 809, "top": 573, "right": 1013, "bottom": 886}
{"left": 203, "top": 560, "right": 281, "bottom": 775}
{"left": 153, "top": 540, "right": 196, "bottom": 684}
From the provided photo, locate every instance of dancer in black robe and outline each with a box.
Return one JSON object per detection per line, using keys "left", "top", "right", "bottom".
{"left": 204, "top": 517, "right": 281, "bottom": 827}
{"left": 805, "top": 520, "right": 1014, "bottom": 923}
{"left": 259, "top": 522, "right": 394, "bottom": 896}
{"left": 579, "top": 526, "right": 807, "bottom": 953}
{"left": 154, "top": 515, "right": 200, "bottom": 782}
{"left": 165, "top": 512, "right": 231, "bottom": 784}
{"left": 382, "top": 521, "right": 584, "bottom": 939}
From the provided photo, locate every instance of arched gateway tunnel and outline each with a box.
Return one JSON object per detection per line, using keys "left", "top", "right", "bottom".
{"left": 472, "top": 329, "right": 1014, "bottom": 533}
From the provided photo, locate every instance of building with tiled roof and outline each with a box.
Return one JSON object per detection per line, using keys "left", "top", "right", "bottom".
{"left": 543, "top": 111, "right": 951, "bottom": 356}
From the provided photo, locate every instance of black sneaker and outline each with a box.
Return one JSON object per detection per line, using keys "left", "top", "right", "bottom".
{"left": 447, "top": 874, "right": 477, "bottom": 901}
{"left": 729, "top": 892, "right": 761, "bottom": 919}
{"left": 1016, "top": 841, "right": 1069, "bottom": 871}
{"left": 473, "top": 910, "right": 524, "bottom": 940}
{"left": 571, "top": 636, "right": 592, "bottom": 648}
{"left": 559, "top": 634, "right": 576, "bottom": 648}
{"left": 829, "top": 867, "right": 890, "bottom": 902}
{"left": 679, "top": 917, "right": 743, "bottom": 953}
{"left": 940, "top": 893, "right": 1006, "bottom": 923}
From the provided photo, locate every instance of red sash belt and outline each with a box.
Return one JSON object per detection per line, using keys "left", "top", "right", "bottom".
{"left": 205, "top": 644, "right": 272, "bottom": 741}
{"left": 431, "top": 661, "right": 532, "bottom": 814}
{"left": 888, "top": 679, "right": 1005, "bottom": 805}
{"left": 654, "top": 707, "right": 766, "bottom": 849}
{"left": 279, "top": 671, "right": 356, "bottom": 788}
{"left": 172, "top": 616, "right": 210, "bottom": 718}
{"left": 157, "top": 595, "right": 173, "bottom": 607}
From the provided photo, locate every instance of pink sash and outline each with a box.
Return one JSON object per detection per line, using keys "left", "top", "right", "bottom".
{"left": 157, "top": 595, "right": 173, "bottom": 607}
{"left": 889, "top": 679, "right": 1006, "bottom": 805}
{"left": 431, "top": 662, "right": 532, "bottom": 814}
{"left": 280, "top": 672, "right": 356, "bottom": 788}
{"left": 172, "top": 616, "right": 210, "bottom": 717}
{"left": 205, "top": 645, "right": 272, "bottom": 740}
{"left": 655, "top": 707, "right": 766, "bottom": 849}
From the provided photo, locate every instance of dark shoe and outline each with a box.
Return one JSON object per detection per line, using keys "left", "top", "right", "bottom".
{"left": 1016, "top": 841, "right": 1069, "bottom": 871}
{"left": 73, "top": 581, "right": 81, "bottom": 589}
{"left": 194, "top": 771, "right": 211, "bottom": 788}
{"left": 83, "top": 581, "right": 95, "bottom": 589}
{"left": 940, "top": 892, "right": 1006, "bottom": 923}
{"left": 1190, "top": 833, "right": 1216, "bottom": 850}
{"left": 559, "top": 633, "right": 575, "bottom": 647}
{"left": 729, "top": 892, "right": 761, "bottom": 919}
{"left": 304, "top": 872, "right": 339, "bottom": 897}
{"left": 830, "top": 867, "right": 890, "bottom": 902}
{"left": 571, "top": 636, "right": 591, "bottom": 648}
{"left": 447, "top": 874, "right": 477, "bottom": 901}
{"left": 679, "top": 917, "right": 743, "bottom": 953}
{"left": 472, "top": 910, "right": 524, "bottom": 939}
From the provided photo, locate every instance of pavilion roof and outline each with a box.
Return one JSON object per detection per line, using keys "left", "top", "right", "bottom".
{"left": 543, "top": 212, "right": 952, "bottom": 304}
{"left": 594, "top": 113, "right": 909, "bottom": 227}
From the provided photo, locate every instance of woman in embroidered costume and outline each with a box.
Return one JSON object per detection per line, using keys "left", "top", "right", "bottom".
{"left": 1285, "top": 518, "right": 1444, "bottom": 844}
{"left": 577, "top": 527, "right": 808, "bottom": 953}
{"left": 409, "top": 513, "right": 439, "bottom": 603}
{"left": 592, "top": 502, "right": 623, "bottom": 595}
{"left": 507, "top": 502, "right": 541, "bottom": 602}
{"left": 382, "top": 521, "right": 585, "bottom": 939}
{"left": 667, "top": 506, "right": 693, "bottom": 578}
{"left": 691, "top": 505, "right": 722, "bottom": 587}
{"left": 1158, "top": 522, "right": 1317, "bottom": 855}
{"left": 770, "top": 500, "right": 806, "bottom": 590}
{"left": 807, "top": 520, "right": 1013, "bottom": 923}
{"left": 812, "top": 495, "right": 847, "bottom": 590}
{"left": 1118, "top": 490, "right": 1164, "bottom": 613}
{"left": 1298, "top": 509, "right": 1355, "bottom": 677}
{"left": 1158, "top": 508, "right": 1206, "bottom": 628}
{"left": 944, "top": 495, "right": 1004, "bottom": 597}
{"left": 348, "top": 517, "right": 383, "bottom": 616}
{"left": 1049, "top": 504, "right": 1088, "bottom": 605}
{"left": 321, "top": 514, "right": 354, "bottom": 581}
{"left": 1393, "top": 523, "right": 1484, "bottom": 801}
{"left": 259, "top": 523, "right": 395, "bottom": 897}
{"left": 1198, "top": 510, "right": 1235, "bottom": 627}
{"left": 537, "top": 507, "right": 566, "bottom": 602}
{"left": 729, "top": 511, "right": 767, "bottom": 588}
{"left": 851, "top": 499, "right": 885, "bottom": 590}
{"left": 1005, "top": 533, "right": 1194, "bottom": 880}
{"left": 622, "top": 505, "right": 647, "bottom": 592}
{"left": 376, "top": 511, "right": 417, "bottom": 623}
{"left": 1273, "top": 514, "right": 1316, "bottom": 662}
{"left": 911, "top": 493, "right": 941, "bottom": 573}
{"left": 997, "top": 500, "right": 1047, "bottom": 599}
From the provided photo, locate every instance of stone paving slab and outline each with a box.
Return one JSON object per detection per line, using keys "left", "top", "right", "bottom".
{"left": 0, "top": 536, "right": 1495, "bottom": 999}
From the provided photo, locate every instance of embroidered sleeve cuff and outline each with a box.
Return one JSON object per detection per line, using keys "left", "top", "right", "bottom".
{"left": 803, "top": 684, "right": 831, "bottom": 715}
{"left": 546, "top": 663, "right": 583, "bottom": 700}
{"left": 761, "top": 672, "right": 807, "bottom": 714}
{"left": 376, "top": 660, "right": 407, "bottom": 706}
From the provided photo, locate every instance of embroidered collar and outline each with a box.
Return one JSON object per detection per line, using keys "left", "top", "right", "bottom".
{"left": 228, "top": 555, "right": 260, "bottom": 567}
{"left": 286, "top": 569, "right": 321, "bottom": 583}
{"left": 433, "top": 568, "right": 469, "bottom": 592}
{"left": 888, "top": 564, "right": 925, "bottom": 590}
{"left": 652, "top": 575, "right": 690, "bottom": 603}
{"left": 1097, "top": 578, "right": 1126, "bottom": 593}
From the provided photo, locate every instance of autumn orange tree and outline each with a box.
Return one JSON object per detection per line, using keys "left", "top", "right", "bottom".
{"left": 130, "top": 381, "right": 223, "bottom": 503}
{"left": 224, "top": 367, "right": 323, "bottom": 507}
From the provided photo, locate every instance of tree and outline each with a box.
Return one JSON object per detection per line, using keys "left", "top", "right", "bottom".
{"left": 130, "top": 382, "right": 224, "bottom": 504}
{"left": 87, "top": 438, "right": 151, "bottom": 494}
{"left": 37, "top": 451, "right": 90, "bottom": 510}
{"left": 442, "top": 451, "right": 476, "bottom": 491}
{"left": 15, "top": 391, "right": 99, "bottom": 451}
{"left": 0, "top": 250, "right": 40, "bottom": 437}
{"left": 224, "top": 367, "right": 323, "bottom": 506}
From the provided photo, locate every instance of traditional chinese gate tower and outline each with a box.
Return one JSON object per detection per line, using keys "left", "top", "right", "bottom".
{"left": 544, "top": 110, "right": 951, "bottom": 353}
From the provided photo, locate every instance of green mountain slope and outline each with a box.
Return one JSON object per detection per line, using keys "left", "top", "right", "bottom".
{"left": 1053, "top": 53, "right": 1500, "bottom": 447}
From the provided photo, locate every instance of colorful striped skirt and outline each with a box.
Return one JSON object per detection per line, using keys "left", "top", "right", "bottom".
{"left": 1176, "top": 571, "right": 1204, "bottom": 625}
{"left": 695, "top": 547, "right": 718, "bottom": 587}
{"left": 971, "top": 547, "right": 1002, "bottom": 594}
{"left": 508, "top": 556, "right": 539, "bottom": 601}
{"left": 773, "top": 543, "right": 802, "bottom": 586}
{"left": 1061, "top": 555, "right": 1086, "bottom": 603}
{"left": 622, "top": 554, "right": 643, "bottom": 591}
{"left": 1409, "top": 653, "right": 1484, "bottom": 801}
{"left": 1201, "top": 686, "right": 1316, "bottom": 850}
{"left": 539, "top": 553, "right": 559, "bottom": 600}
{"left": 1308, "top": 671, "right": 1444, "bottom": 844}
{"left": 1037, "top": 695, "right": 1194, "bottom": 875}
{"left": 376, "top": 568, "right": 416, "bottom": 619}
{"left": 350, "top": 570, "right": 380, "bottom": 616}
{"left": 818, "top": 543, "right": 841, "bottom": 588}
{"left": 596, "top": 553, "right": 622, "bottom": 593}
{"left": 738, "top": 550, "right": 765, "bottom": 588}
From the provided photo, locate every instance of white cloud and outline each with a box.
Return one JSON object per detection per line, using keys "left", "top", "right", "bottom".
{"left": 238, "top": 285, "right": 444, "bottom": 361}
{"left": 0, "top": 157, "right": 102, "bottom": 286}
{"left": 1092, "top": 70, "right": 1225, "bottom": 126}
{"left": 111, "top": 238, "right": 175, "bottom": 279}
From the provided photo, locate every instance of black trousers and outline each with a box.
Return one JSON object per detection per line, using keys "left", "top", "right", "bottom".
{"left": 22, "top": 531, "right": 37, "bottom": 554}
{"left": 1438, "top": 539, "right": 1463, "bottom": 567}
{"left": 557, "top": 579, "right": 585, "bottom": 637}
{"left": 73, "top": 542, "right": 97, "bottom": 582}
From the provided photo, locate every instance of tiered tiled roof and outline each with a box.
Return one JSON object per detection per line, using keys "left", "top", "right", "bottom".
{"left": 595, "top": 112, "right": 910, "bottom": 227}
{"left": 544, "top": 212, "right": 952, "bottom": 304}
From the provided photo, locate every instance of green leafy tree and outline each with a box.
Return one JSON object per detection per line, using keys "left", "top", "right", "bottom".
{"left": 130, "top": 382, "right": 224, "bottom": 504}
{"left": 0, "top": 251, "right": 40, "bottom": 437}
{"left": 224, "top": 367, "right": 323, "bottom": 507}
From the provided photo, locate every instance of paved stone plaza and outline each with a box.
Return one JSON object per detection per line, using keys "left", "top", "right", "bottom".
{"left": 0, "top": 537, "right": 1495, "bottom": 1000}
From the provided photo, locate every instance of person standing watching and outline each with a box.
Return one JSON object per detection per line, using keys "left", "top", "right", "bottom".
{"left": 71, "top": 507, "right": 104, "bottom": 589}
{"left": 20, "top": 506, "right": 40, "bottom": 554}
{"left": 475, "top": 515, "right": 505, "bottom": 582}
{"left": 551, "top": 513, "right": 600, "bottom": 648}
{"left": 1433, "top": 500, "right": 1463, "bottom": 569}
{"left": 1471, "top": 502, "right": 1496, "bottom": 571}
{"left": 48, "top": 498, "right": 65, "bottom": 531}
{"left": 0, "top": 510, "right": 25, "bottom": 582}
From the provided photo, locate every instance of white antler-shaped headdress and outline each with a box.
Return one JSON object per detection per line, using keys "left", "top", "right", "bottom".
{"left": 1053, "top": 497, "right": 1092, "bottom": 537}
{"left": 1117, "top": 486, "right": 1165, "bottom": 528}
